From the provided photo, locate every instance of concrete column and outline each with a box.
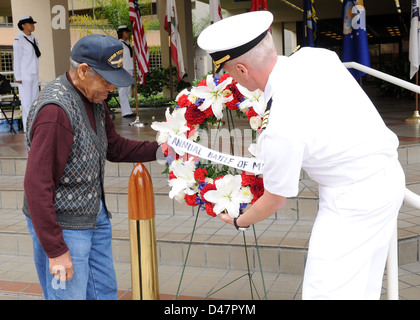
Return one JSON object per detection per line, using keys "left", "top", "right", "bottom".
{"left": 11, "top": 0, "right": 71, "bottom": 83}
{"left": 158, "top": 0, "right": 194, "bottom": 93}
{"left": 272, "top": 21, "right": 284, "bottom": 55}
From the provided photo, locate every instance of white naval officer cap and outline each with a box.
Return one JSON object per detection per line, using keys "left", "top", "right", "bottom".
{"left": 18, "top": 15, "right": 37, "bottom": 31}
{"left": 118, "top": 25, "right": 130, "bottom": 32}
{"left": 197, "top": 11, "right": 273, "bottom": 73}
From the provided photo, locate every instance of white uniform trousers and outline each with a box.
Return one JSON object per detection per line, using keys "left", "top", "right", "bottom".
{"left": 18, "top": 75, "right": 39, "bottom": 132}
{"left": 118, "top": 69, "right": 133, "bottom": 116}
{"left": 302, "top": 158, "right": 405, "bottom": 300}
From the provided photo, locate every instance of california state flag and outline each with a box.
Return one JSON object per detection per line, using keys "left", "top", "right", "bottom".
{"left": 209, "top": 0, "right": 222, "bottom": 23}
{"left": 164, "top": 0, "right": 185, "bottom": 82}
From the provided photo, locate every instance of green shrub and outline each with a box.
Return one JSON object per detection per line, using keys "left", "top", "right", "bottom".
{"left": 137, "top": 66, "right": 190, "bottom": 98}
{"left": 107, "top": 94, "right": 172, "bottom": 109}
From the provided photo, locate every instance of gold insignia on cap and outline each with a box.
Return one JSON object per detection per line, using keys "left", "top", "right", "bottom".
{"left": 213, "top": 54, "right": 230, "bottom": 70}
{"left": 108, "top": 49, "right": 124, "bottom": 68}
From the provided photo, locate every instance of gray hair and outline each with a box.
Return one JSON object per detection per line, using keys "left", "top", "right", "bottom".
{"left": 226, "top": 32, "right": 277, "bottom": 70}
{"left": 69, "top": 57, "right": 97, "bottom": 76}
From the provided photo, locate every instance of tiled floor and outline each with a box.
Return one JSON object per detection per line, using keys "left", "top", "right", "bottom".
{"left": 3, "top": 89, "right": 420, "bottom": 300}
{"left": 2, "top": 251, "right": 420, "bottom": 300}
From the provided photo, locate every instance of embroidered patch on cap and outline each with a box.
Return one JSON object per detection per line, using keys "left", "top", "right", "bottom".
{"left": 107, "top": 49, "right": 124, "bottom": 69}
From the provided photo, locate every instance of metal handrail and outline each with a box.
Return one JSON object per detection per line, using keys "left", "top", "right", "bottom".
{"left": 344, "top": 61, "right": 420, "bottom": 94}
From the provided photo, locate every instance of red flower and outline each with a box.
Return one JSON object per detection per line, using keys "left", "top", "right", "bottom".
{"left": 203, "top": 107, "right": 214, "bottom": 118}
{"left": 200, "top": 183, "right": 216, "bottom": 202}
{"left": 205, "top": 202, "right": 217, "bottom": 217}
{"left": 246, "top": 108, "right": 258, "bottom": 120}
{"left": 194, "top": 168, "right": 208, "bottom": 182}
{"left": 225, "top": 97, "right": 238, "bottom": 111}
{"left": 197, "top": 78, "right": 207, "bottom": 86}
{"left": 219, "top": 73, "right": 231, "bottom": 83}
{"left": 229, "top": 82, "right": 243, "bottom": 102}
{"left": 185, "top": 104, "right": 206, "bottom": 125}
{"left": 250, "top": 177, "right": 264, "bottom": 203}
{"left": 161, "top": 142, "right": 169, "bottom": 156}
{"left": 185, "top": 123, "right": 196, "bottom": 140}
{"left": 177, "top": 94, "right": 191, "bottom": 108}
{"left": 183, "top": 153, "right": 199, "bottom": 163}
{"left": 241, "top": 171, "right": 256, "bottom": 186}
{"left": 184, "top": 194, "right": 198, "bottom": 206}
{"left": 169, "top": 171, "right": 176, "bottom": 180}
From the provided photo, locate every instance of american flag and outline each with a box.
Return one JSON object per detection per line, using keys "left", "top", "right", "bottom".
{"left": 129, "top": 0, "right": 149, "bottom": 84}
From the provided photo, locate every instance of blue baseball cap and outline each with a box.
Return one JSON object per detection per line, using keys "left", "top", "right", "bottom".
{"left": 71, "top": 34, "right": 134, "bottom": 87}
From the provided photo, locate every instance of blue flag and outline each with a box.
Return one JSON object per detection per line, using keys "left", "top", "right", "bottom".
{"left": 303, "top": 0, "right": 317, "bottom": 47}
{"left": 342, "top": 0, "right": 371, "bottom": 80}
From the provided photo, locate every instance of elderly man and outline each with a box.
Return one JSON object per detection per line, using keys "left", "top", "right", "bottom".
{"left": 23, "top": 34, "right": 158, "bottom": 300}
{"left": 198, "top": 11, "right": 405, "bottom": 299}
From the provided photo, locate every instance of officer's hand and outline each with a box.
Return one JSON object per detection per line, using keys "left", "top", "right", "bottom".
{"left": 218, "top": 212, "right": 234, "bottom": 226}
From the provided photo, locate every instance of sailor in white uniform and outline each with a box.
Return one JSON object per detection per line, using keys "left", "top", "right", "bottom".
{"left": 117, "top": 25, "right": 135, "bottom": 118}
{"left": 197, "top": 11, "right": 405, "bottom": 299}
{"left": 13, "top": 16, "right": 41, "bottom": 132}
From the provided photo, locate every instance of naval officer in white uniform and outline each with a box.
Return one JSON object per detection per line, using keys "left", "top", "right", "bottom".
{"left": 117, "top": 25, "right": 135, "bottom": 118}
{"left": 197, "top": 11, "right": 405, "bottom": 299}
{"left": 13, "top": 16, "right": 41, "bottom": 132}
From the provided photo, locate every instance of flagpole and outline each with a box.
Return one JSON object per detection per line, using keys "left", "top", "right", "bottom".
{"left": 129, "top": 31, "right": 146, "bottom": 127}
{"left": 167, "top": 19, "right": 174, "bottom": 101}
{"left": 211, "top": 19, "right": 215, "bottom": 77}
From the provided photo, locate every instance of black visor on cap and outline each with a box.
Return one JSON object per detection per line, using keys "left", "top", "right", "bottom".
{"left": 18, "top": 17, "right": 37, "bottom": 30}
{"left": 210, "top": 30, "right": 268, "bottom": 73}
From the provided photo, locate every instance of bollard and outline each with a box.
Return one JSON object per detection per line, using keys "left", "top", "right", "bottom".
{"left": 128, "top": 163, "right": 159, "bottom": 300}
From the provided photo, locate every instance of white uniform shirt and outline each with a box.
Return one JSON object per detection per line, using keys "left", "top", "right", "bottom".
{"left": 258, "top": 47, "right": 399, "bottom": 197}
{"left": 119, "top": 39, "right": 133, "bottom": 72}
{"left": 13, "top": 31, "right": 39, "bottom": 81}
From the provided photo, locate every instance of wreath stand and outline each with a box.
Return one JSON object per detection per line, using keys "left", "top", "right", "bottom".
{"left": 174, "top": 109, "right": 268, "bottom": 300}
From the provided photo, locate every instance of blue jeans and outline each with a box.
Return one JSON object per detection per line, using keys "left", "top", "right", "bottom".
{"left": 26, "top": 202, "right": 117, "bottom": 300}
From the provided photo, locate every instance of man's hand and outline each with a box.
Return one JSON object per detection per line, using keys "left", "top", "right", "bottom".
{"left": 49, "top": 251, "right": 74, "bottom": 282}
{"left": 217, "top": 190, "right": 287, "bottom": 229}
{"left": 218, "top": 212, "right": 234, "bottom": 226}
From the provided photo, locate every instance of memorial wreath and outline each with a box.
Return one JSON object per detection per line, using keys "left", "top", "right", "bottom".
{"left": 151, "top": 73, "right": 267, "bottom": 219}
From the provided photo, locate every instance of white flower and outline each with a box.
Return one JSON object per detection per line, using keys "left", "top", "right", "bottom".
{"left": 175, "top": 88, "right": 197, "bottom": 104}
{"left": 156, "top": 132, "right": 169, "bottom": 145}
{"left": 190, "top": 75, "right": 233, "bottom": 119}
{"left": 151, "top": 108, "right": 189, "bottom": 139}
{"left": 240, "top": 186, "right": 252, "bottom": 200}
{"left": 249, "top": 116, "right": 262, "bottom": 131}
{"left": 248, "top": 143, "right": 261, "bottom": 158}
{"left": 204, "top": 174, "right": 253, "bottom": 218}
{"left": 168, "top": 159, "right": 197, "bottom": 201}
{"left": 151, "top": 107, "right": 190, "bottom": 155}
{"left": 175, "top": 88, "right": 190, "bottom": 101}
{"left": 236, "top": 84, "right": 265, "bottom": 117}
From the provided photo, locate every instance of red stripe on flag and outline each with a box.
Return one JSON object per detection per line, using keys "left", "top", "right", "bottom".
{"left": 129, "top": 0, "right": 149, "bottom": 84}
